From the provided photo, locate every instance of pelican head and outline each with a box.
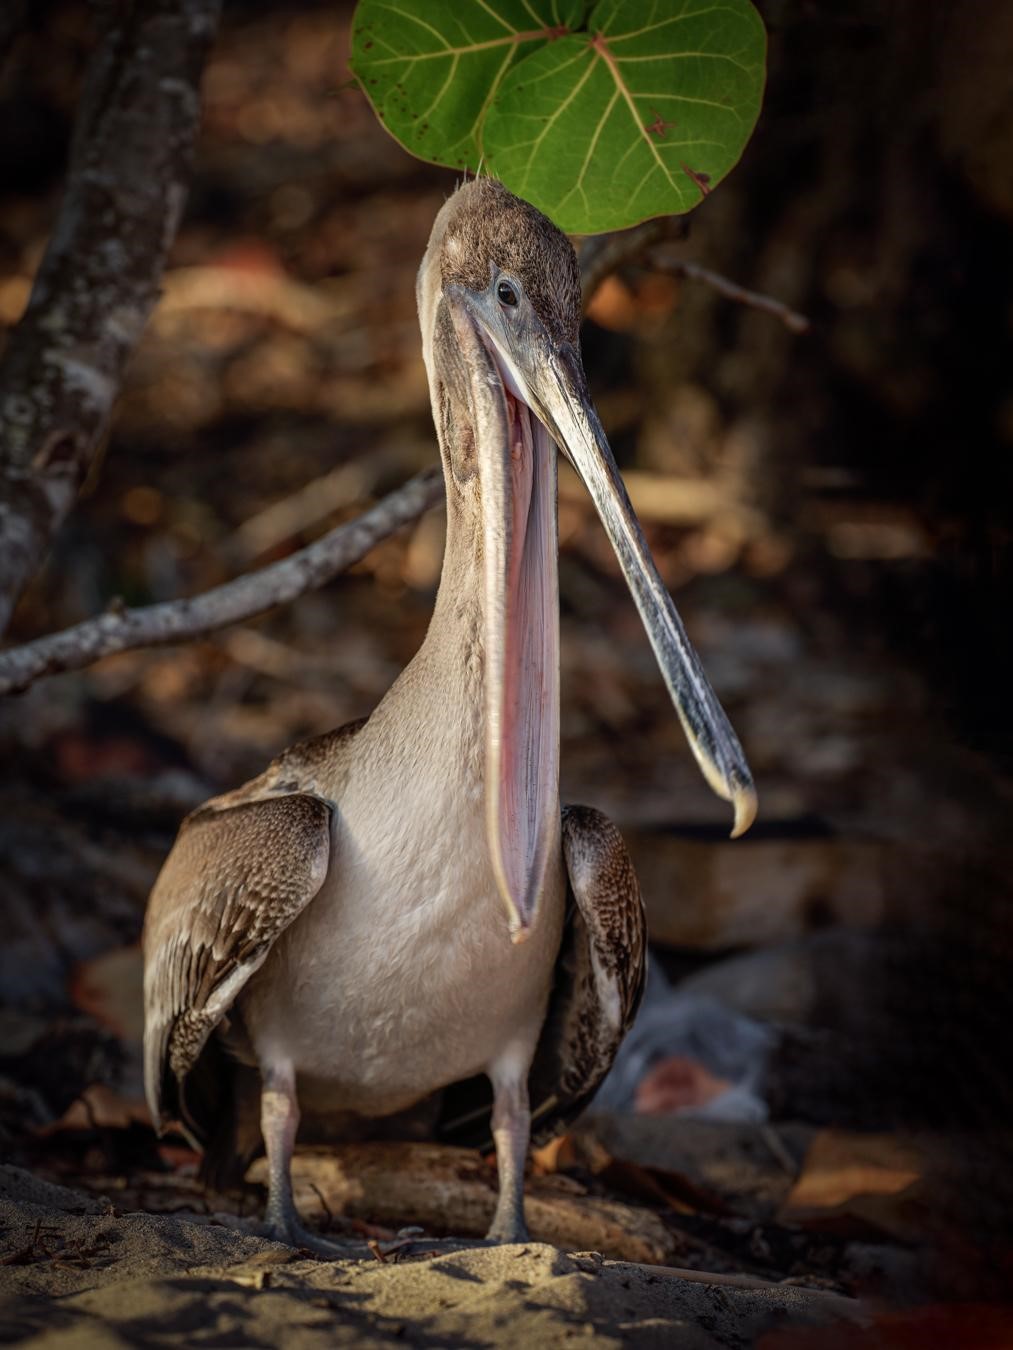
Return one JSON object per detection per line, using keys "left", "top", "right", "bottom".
{"left": 417, "top": 179, "right": 755, "bottom": 940}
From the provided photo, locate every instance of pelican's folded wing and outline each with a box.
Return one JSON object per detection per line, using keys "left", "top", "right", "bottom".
{"left": 527, "top": 804, "right": 647, "bottom": 1144}
{"left": 143, "top": 791, "right": 332, "bottom": 1139}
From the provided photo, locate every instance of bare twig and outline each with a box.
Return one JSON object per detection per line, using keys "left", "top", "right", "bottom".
{"left": 579, "top": 221, "right": 809, "bottom": 333}
{"left": 579, "top": 217, "right": 689, "bottom": 307}
{"left": 0, "top": 469, "right": 443, "bottom": 696}
{"left": 366, "top": 1235, "right": 419, "bottom": 1262}
{"left": 649, "top": 254, "right": 811, "bottom": 333}
{"left": 0, "top": 0, "right": 221, "bottom": 636}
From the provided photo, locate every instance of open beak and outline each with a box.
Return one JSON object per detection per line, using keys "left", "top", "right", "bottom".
{"left": 443, "top": 289, "right": 560, "bottom": 942}
{"left": 445, "top": 283, "right": 756, "bottom": 941}
{"left": 519, "top": 339, "right": 757, "bottom": 839}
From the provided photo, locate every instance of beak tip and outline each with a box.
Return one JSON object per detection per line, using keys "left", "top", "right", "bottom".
{"left": 729, "top": 784, "right": 758, "bottom": 839}
{"left": 492, "top": 865, "right": 540, "bottom": 944}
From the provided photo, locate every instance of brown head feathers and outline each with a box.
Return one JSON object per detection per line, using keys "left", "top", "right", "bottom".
{"left": 439, "top": 179, "right": 581, "bottom": 346}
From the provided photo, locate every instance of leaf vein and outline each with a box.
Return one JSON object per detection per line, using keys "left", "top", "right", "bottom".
{"left": 417, "top": 52, "right": 460, "bottom": 122}
{"left": 610, "top": 50, "right": 757, "bottom": 73}
{"left": 373, "top": 4, "right": 451, "bottom": 50}
{"left": 606, "top": 6, "right": 754, "bottom": 43}
{"left": 593, "top": 37, "right": 680, "bottom": 195}
{"left": 362, "top": 27, "right": 563, "bottom": 63}
{"left": 519, "top": 51, "right": 599, "bottom": 194}
{"left": 471, "top": 0, "right": 517, "bottom": 35}
{"left": 573, "top": 86, "right": 620, "bottom": 199}
{"left": 629, "top": 90, "right": 746, "bottom": 116}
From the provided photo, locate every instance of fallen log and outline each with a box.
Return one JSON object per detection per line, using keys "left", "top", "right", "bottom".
{"left": 249, "top": 1142, "right": 683, "bottom": 1266}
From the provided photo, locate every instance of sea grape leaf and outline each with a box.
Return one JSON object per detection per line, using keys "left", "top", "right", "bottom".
{"left": 350, "top": 0, "right": 766, "bottom": 233}
{"left": 484, "top": 1, "right": 766, "bottom": 231}
{"left": 350, "top": 0, "right": 588, "bottom": 171}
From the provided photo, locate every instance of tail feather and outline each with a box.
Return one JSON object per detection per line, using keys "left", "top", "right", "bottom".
{"left": 172, "top": 1036, "right": 263, "bottom": 1192}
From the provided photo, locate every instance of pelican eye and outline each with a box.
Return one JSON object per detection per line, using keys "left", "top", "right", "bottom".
{"left": 497, "top": 279, "right": 519, "bottom": 307}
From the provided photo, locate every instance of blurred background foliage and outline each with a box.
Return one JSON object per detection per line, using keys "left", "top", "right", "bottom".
{"left": 1, "top": 0, "right": 1013, "bottom": 1292}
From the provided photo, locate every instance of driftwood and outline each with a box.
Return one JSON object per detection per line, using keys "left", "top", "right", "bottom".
{"left": 248, "top": 1142, "right": 684, "bottom": 1267}
{"left": 0, "top": 0, "right": 221, "bottom": 635}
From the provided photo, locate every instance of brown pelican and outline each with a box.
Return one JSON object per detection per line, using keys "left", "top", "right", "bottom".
{"left": 143, "top": 179, "right": 755, "bottom": 1252}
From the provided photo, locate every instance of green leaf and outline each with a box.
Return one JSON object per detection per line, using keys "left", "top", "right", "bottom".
{"left": 484, "top": 1, "right": 766, "bottom": 231}
{"left": 350, "top": 0, "right": 766, "bottom": 233}
{"left": 350, "top": 0, "right": 588, "bottom": 170}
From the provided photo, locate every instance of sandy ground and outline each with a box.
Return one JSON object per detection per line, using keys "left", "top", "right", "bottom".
{"left": 0, "top": 1167, "right": 866, "bottom": 1348}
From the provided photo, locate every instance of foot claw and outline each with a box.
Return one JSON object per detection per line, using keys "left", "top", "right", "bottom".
{"left": 261, "top": 1222, "right": 354, "bottom": 1258}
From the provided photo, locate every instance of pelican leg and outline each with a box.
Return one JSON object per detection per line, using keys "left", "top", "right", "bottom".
{"left": 485, "top": 1066, "right": 532, "bottom": 1243}
{"left": 260, "top": 1062, "right": 348, "bottom": 1257}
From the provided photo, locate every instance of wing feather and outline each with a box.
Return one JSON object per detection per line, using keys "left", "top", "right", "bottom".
{"left": 142, "top": 792, "right": 331, "bottom": 1134}
{"left": 527, "top": 803, "right": 646, "bottom": 1143}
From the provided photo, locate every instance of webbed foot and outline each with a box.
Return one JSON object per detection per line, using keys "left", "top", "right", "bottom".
{"left": 260, "top": 1218, "right": 355, "bottom": 1259}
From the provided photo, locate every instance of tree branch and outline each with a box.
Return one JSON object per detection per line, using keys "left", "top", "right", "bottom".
{"left": 0, "top": 199, "right": 808, "bottom": 697}
{"left": 0, "top": 468, "right": 443, "bottom": 697}
{"left": 579, "top": 219, "right": 810, "bottom": 334}
{"left": 649, "top": 254, "right": 811, "bottom": 334}
{"left": 0, "top": 0, "right": 221, "bottom": 636}
{"left": 579, "top": 216, "right": 689, "bottom": 307}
